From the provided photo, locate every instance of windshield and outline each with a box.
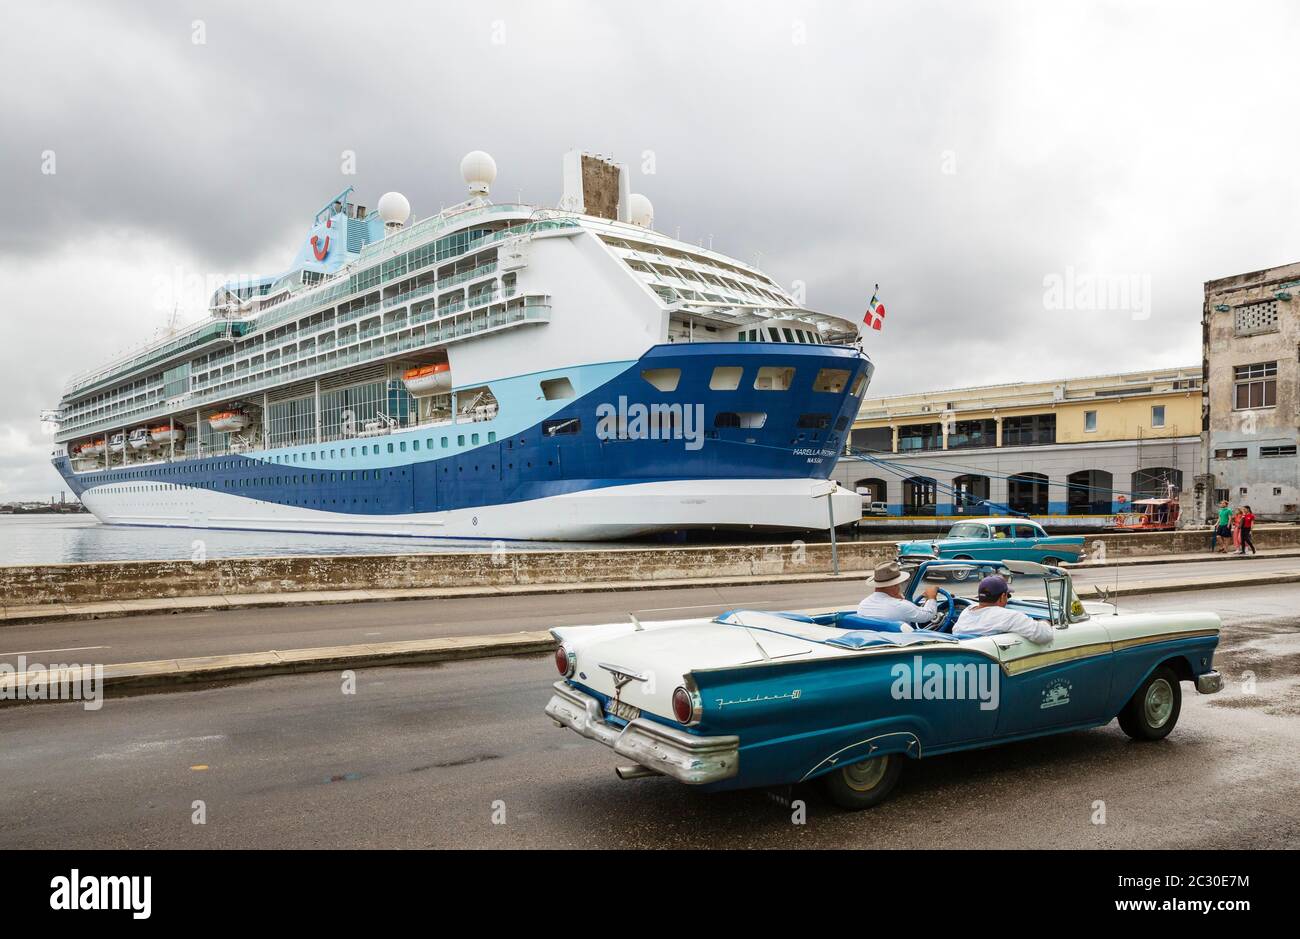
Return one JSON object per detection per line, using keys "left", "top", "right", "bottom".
{"left": 946, "top": 523, "right": 987, "bottom": 539}
{"left": 913, "top": 564, "right": 1087, "bottom": 624}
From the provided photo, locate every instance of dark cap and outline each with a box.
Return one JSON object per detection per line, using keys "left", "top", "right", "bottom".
{"left": 977, "top": 575, "right": 1012, "bottom": 602}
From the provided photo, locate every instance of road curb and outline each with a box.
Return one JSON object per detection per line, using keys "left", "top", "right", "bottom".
{"left": 0, "top": 630, "right": 555, "bottom": 706}
{"left": 3, "top": 571, "right": 1296, "bottom": 704}
{"left": 1084, "top": 570, "right": 1300, "bottom": 597}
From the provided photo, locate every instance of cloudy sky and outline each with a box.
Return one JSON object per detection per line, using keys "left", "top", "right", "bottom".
{"left": 2, "top": 0, "right": 1299, "bottom": 499}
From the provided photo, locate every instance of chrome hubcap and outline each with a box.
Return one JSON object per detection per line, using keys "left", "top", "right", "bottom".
{"left": 1144, "top": 678, "right": 1174, "bottom": 728}
{"left": 842, "top": 756, "right": 888, "bottom": 791}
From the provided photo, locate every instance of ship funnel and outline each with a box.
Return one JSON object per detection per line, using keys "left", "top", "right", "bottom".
{"left": 377, "top": 191, "right": 411, "bottom": 233}
{"left": 461, "top": 150, "right": 497, "bottom": 197}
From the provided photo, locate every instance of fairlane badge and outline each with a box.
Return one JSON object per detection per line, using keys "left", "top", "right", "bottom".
{"left": 714, "top": 689, "right": 802, "bottom": 708}
{"left": 1041, "top": 678, "right": 1072, "bottom": 709}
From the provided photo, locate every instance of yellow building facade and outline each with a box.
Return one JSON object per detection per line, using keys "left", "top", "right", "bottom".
{"left": 833, "top": 367, "right": 1202, "bottom": 520}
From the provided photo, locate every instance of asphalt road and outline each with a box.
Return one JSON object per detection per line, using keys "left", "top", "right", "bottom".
{"left": 3, "top": 555, "right": 1298, "bottom": 669}
{"left": 1, "top": 583, "right": 1297, "bottom": 849}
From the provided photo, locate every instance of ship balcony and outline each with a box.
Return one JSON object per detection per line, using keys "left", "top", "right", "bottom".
{"left": 58, "top": 295, "right": 552, "bottom": 440}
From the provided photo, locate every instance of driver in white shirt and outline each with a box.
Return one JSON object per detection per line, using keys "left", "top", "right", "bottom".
{"left": 856, "top": 561, "right": 942, "bottom": 629}
{"left": 953, "top": 575, "right": 1053, "bottom": 644}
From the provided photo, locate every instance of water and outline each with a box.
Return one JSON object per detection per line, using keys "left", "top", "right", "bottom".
{"left": 0, "top": 514, "right": 863, "bottom": 566}
{"left": 0, "top": 515, "right": 590, "bottom": 565}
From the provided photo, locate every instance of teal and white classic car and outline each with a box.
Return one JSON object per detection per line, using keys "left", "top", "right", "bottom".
{"left": 897, "top": 517, "right": 1086, "bottom": 577}
{"left": 545, "top": 559, "right": 1221, "bottom": 810}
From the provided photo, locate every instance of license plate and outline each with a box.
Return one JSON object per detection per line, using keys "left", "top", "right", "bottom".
{"left": 605, "top": 698, "right": 641, "bottom": 722}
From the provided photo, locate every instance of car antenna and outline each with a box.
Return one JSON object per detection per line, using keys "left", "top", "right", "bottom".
{"left": 629, "top": 613, "right": 644, "bottom": 632}
{"left": 731, "top": 614, "right": 772, "bottom": 661}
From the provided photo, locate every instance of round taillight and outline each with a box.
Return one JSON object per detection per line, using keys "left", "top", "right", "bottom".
{"left": 554, "top": 645, "right": 574, "bottom": 677}
{"left": 672, "top": 687, "right": 694, "bottom": 724}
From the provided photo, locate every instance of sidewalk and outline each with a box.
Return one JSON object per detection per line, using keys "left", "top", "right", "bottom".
{"left": 2, "top": 567, "right": 1298, "bottom": 703}
{"left": 1068, "top": 546, "right": 1300, "bottom": 569}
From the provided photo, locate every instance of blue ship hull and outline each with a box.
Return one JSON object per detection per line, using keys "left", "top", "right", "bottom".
{"left": 54, "top": 342, "right": 873, "bottom": 540}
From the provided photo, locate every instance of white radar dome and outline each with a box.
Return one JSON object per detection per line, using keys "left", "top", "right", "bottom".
{"left": 461, "top": 150, "right": 498, "bottom": 195}
{"left": 628, "top": 193, "right": 654, "bottom": 228}
{"left": 377, "top": 191, "right": 411, "bottom": 226}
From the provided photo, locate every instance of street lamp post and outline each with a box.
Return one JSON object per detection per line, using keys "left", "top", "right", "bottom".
{"left": 812, "top": 480, "right": 840, "bottom": 576}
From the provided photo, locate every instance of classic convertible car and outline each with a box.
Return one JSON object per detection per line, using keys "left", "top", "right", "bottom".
{"left": 545, "top": 559, "right": 1222, "bottom": 809}
{"left": 896, "top": 518, "right": 1086, "bottom": 578}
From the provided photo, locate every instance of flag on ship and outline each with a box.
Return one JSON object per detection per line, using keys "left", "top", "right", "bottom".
{"left": 863, "top": 286, "right": 886, "bottom": 331}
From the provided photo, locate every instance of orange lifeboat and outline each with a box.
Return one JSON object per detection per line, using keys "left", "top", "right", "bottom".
{"left": 82, "top": 438, "right": 106, "bottom": 456}
{"left": 403, "top": 362, "right": 452, "bottom": 396}
{"left": 208, "top": 410, "right": 250, "bottom": 433}
{"left": 150, "top": 424, "right": 186, "bottom": 445}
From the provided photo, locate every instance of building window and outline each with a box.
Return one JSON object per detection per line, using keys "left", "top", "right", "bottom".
{"left": 854, "top": 477, "right": 888, "bottom": 504}
{"left": 1261, "top": 445, "right": 1297, "bottom": 458}
{"left": 1233, "top": 361, "right": 1277, "bottom": 409}
{"left": 1234, "top": 300, "right": 1279, "bottom": 337}
{"left": 851, "top": 427, "right": 892, "bottom": 453}
{"left": 903, "top": 476, "right": 937, "bottom": 515}
{"left": 1002, "top": 413, "right": 1056, "bottom": 446}
{"left": 1068, "top": 469, "right": 1113, "bottom": 514}
{"left": 1215, "top": 448, "right": 1247, "bottom": 459}
{"left": 952, "top": 474, "right": 990, "bottom": 513}
{"left": 1084, "top": 410, "right": 1097, "bottom": 433}
{"left": 1214, "top": 487, "right": 1230, "bottom": 504}
{"left": 1007, "top": 472, "right": 1049, "bottom": 515}
{"left": 948, "top": 418, "right": 996, "bottom": 449}
{"left": 898, "top": 423, "right": 943, "bottom": 452}
{"left": 1151, "top": 405, "right": 1165, "bottom": 428}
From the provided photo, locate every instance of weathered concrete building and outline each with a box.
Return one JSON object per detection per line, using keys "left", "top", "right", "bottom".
{"left": 1201, "top": 261, "right": 1300, "bottom": 521}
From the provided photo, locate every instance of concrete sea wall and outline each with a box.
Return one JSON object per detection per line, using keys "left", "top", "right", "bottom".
{"left": 2, "top": 525, "right": 1297, "bottom": 608}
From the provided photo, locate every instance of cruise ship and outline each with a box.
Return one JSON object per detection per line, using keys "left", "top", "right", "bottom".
{"left": 48, "top": 151, "right": 873, "bottom": 540}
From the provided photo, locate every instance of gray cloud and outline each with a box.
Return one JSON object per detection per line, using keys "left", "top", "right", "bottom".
{"left": 3, "top": 0, "right": 1300, "bottom": 499}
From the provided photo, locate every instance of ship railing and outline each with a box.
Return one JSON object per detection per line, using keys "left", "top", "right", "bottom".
{"left": 59, "top": 295, "right": 552, "bottom": 440}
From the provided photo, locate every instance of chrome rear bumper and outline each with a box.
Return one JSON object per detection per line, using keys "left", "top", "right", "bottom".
{"left": 545, "top": 681, "right": 739, "bottom": 785}
{"left": 1196, "top": 670, "right": 1223, "bottom": 695}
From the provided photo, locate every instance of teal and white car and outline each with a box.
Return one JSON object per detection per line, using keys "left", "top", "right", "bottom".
{"left": 897, "top": 517, "right": 1086, "bottom": 579}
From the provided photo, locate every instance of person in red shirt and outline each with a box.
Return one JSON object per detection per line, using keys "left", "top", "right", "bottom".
{"left": 1239, "top": 505, "right": 1257, "bottom": 556}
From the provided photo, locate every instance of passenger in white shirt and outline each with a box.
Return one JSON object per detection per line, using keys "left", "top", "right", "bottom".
{"left": 855, "top": 561, "right": 941, "bottom": 629}
{"left": 954, "top": 575, "right": 1053, "bottom": 644}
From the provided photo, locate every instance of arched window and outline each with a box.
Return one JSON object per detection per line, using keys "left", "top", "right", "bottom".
{"left": 1008, "top": 472, "right": 1049, "bottom": 515}
{"left": 1131, "top": 467, "right": 1183, "bottom": 500}
{"left": 952, "top": 474, "right": 990, "bottom": 514}
{"left": 1068, "top": 469, "right": 1113, "bottom": 514}
{"left": 853, "top": 477, "right": 888, "bottom": 503}
{"left": 903, "top": 476, "right": 937, "bottom": 515}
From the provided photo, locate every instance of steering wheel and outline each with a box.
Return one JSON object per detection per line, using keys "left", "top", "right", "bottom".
{"left": 927, "top": 588, "right": 958, "bottom": 632}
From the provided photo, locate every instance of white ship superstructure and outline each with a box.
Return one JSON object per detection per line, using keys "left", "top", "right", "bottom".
{"left": 49, "top": 151, "right": 873, "bottom": 540}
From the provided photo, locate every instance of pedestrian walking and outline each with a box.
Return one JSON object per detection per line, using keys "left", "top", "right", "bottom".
{"left": 1240, "top": 505, "right": 1257, "bottom": 556}
{"left": 1231, "top": 507, "right": 1243, "bottom": 553}
{"left": 1212, "top": 500, "right": 1232, "bottom": 553}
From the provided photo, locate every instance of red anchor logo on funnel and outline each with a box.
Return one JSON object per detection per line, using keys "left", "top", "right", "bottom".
{"left": 311, "top": 217, "right": 332, "bottom": 261}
